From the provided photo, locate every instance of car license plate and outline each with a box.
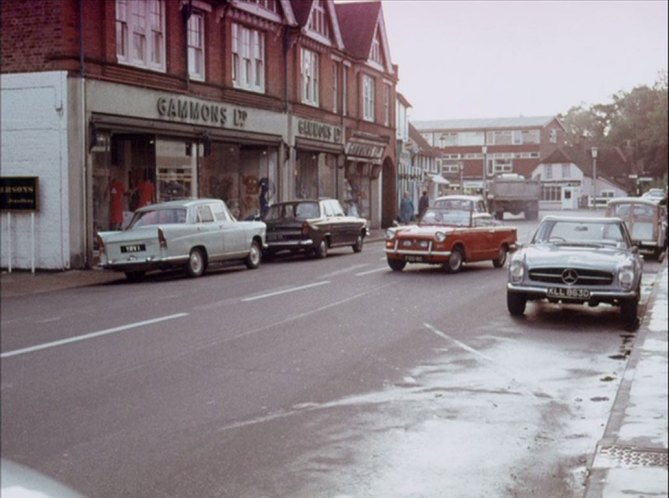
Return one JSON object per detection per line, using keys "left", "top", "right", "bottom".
{"left": 121, "top": 244, "right": 146, "bottom": 253}
{"left": 547, "top": 287, "right": 590, "bottom": 299}
{"left": 407, "top": 255, "right": 425, "bottom": 262}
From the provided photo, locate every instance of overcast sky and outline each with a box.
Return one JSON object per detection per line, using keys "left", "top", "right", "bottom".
{"left": 380, "top": 0, "right": 668, "bottom": 122}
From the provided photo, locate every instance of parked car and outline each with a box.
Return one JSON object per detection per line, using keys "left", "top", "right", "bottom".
{"left": 641, "top": 188, "right": 667, "bottom": 203}
{"left": 97, "top": 198, "right": 266, "bottom": 280}
{"left": 384, "top": 195, "right": 517, "bottom": 273}
{"left": 261, "top": 198, "right": 368, "bottom": 259}
{"left": 506, "top": 215, "right": 643, "bottom": 328}
{"left": 605, "top": 197, "right": 667, "bottom": 259}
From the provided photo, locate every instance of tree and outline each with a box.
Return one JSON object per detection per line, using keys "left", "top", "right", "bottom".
{"left": 559, "top": 71, "right": 668, "bottom": 180}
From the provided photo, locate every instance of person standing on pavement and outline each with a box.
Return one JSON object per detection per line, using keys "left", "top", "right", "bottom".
{"left": 399, "top": 191, "right": 414, "bottom": 224}
{"left": 418, "top": 190, "right": 429, "bottom": 220}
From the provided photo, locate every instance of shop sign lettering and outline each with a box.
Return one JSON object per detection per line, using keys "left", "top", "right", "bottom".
{"left": 0, "top": 177, "right": 38, "bottom": 211}
{"left": 345, "top": 142, "right": 384, "bottom": 160}
{"left": 157, "top": 97, "right": 247, "bottom": 128}
{"left": 297, "top": 119, "right": 343, "bottom": 144}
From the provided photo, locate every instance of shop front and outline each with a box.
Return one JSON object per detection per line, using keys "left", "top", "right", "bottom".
{"left": 86, "top": 81, "right": 286, "bottom": 259}
{"left": 292, "top": 118, "right": 345, "bottom": 206}
{"left": 344, "top": 132, "right": 389, "bottom": 228}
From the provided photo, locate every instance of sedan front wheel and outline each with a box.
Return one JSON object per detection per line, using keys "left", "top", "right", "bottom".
{"left": 387, "top": 258, "right": 406, "bottom": 271}
{"left": 507, "top": 292, "right": 527, "bottom": 316}
{"left": 493, "top": 246, "right": 508, "bottom": 268}
{"left": 245, "top": 240, "right": 261, "bottom": 269}
{"left": 444, "top": 247, "right": 464, "bottom": 273}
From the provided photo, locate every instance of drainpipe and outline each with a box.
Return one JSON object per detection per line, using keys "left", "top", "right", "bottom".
{"left": 79, "top": 0, "right": 89, "bottom": 267}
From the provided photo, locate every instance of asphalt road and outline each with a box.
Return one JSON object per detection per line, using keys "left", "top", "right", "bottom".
{"left": 1, "top": 212, "right": 663, "bottom": 497}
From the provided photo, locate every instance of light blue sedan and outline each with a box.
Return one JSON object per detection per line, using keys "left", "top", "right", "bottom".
{"left": 97, "top": 199, "right": 266, "bottom": 281}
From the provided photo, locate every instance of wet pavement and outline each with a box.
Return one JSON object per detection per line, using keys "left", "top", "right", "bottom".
{"left": 1, "top": 232, "right": 666, "bottom": 497}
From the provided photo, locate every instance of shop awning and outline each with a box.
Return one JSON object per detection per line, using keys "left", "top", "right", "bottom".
{"left": 430, "top": 174, "right": 450, "bottom": 185}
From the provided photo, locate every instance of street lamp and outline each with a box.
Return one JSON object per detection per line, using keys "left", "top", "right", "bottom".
{"left": 591, "top": 147, "right": 598, "bottom": 209}
{"left": 459, "top": 162, "right": 464, "bottom": 193}
{"left": 481, "top": 145, "right": 488, "bottom": 198}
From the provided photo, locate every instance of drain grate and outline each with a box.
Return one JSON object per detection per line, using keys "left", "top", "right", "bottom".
{"left": 598, "top": 445, "right": 668, "bottom": 468}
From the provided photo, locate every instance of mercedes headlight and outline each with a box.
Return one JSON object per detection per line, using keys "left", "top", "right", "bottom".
{"left": 385, "top": 229, "right": 396, "bottom": 240}
{"left": 618, "top": 264, "right": 636, "bottom": 290}
{"left": 508, "top": 259, "right": 525, "bottom": 283}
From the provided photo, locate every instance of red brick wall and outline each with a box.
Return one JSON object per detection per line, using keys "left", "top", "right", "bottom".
{"left": 1, "top": 0, "right": 67, "bottom": 73}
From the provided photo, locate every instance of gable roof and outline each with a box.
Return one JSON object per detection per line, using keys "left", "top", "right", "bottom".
{"left": 409, "top": 124, "right": 437, "bottom": 157}
{"left": 290, "top": 0, "right": 344, "bottom": 49}
{"left": 413, "top": 116, "right": 562, "bottom": 131}
{"left": 335, "top": 1, "right": 393, "bottom": 73}
{"left": 540, "top": 145, "right": 632, "bottom": 190}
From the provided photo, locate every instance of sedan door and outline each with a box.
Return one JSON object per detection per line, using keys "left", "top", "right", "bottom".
{"left": 194, "top": 204, "right": 225, "bottom": 259}
{"left": 213, "top": 202, "right": 248, "bottom": 258}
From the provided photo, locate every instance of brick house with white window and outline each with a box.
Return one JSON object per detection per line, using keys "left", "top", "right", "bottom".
{"left": 1, "top": 0, "right": 397, "bottom": 270}
{"left": 413, "top": 116, "right": 567, "bottom": 195}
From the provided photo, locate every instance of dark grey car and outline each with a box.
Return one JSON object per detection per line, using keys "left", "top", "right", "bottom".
{"left": 262, "top": 199, "right": 368, "bottom": 259}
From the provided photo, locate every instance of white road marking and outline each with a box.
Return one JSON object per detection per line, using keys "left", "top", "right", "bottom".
{"left": 241, "top": 281, "right": 330, "bottom": 302}
{"left": 1, "top": 313, "right": 189, "bottom": 359}
{"left": 320, "top": 264, "right": 369, "bottom": 279}
{"left": 356, "top": 267, "right": 389, "bottom": 276}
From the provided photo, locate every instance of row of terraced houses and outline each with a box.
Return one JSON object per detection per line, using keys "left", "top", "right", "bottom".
{"left": 1, "top": 0, "right": 639, "bottom": 270}
{"left": 2, "top": 0, "right": 401, "bottom": 270}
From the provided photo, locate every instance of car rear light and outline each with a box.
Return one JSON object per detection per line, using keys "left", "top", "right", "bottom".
{"left": 158, "top": 228, "right": 168, "bottom": 249}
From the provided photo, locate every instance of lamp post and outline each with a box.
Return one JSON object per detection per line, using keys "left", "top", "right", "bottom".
{"left": 459, "top": 162, "right": 464, "bottom": 193}
{"left": 481, "top": 145, "right": 488, "bottom": 199}
{"left": 591, "top": 147, "right": 598, "bottom": 209}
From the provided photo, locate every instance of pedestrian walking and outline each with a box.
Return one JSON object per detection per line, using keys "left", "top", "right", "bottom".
{"left": 418, "top": 190, "right": 429, "bottom": 220}
{"left": 399, "top": 191, "right": 414, "bottom": 224}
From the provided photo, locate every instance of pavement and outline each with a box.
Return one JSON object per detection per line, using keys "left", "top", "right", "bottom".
{"left": 1, "top": 231, "right": 667, "bottom": 497}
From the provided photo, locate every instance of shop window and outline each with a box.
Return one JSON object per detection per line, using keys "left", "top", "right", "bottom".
{"left": 115, "top": 0, "right": 166, "bottom": 72}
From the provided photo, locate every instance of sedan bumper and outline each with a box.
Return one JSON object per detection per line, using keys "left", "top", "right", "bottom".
{"left": 507, "top": 283, "right": 638, "bottom": 301}
{"left": 100, "top": 254, "right": 188, "bottom": 272}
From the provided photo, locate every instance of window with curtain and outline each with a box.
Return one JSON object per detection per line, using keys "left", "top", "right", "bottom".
{"left": 116, "top": 0, "right": 166, "bottom": 72}
{"left": 232, "top": 23, "right": 265, "bottom": 93}
{"left": 301, "top": 48, "right": 319, "bottom": 106}
{"left": 187, "top": 12, "right": 205, "bottom": 81}
{"left": 363, "top": 75, "right": 375, "bottom": 122}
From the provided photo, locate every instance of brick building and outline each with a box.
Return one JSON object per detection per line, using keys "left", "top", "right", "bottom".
{"left": 1, "top": 0, "right": 398, "bottom": 270}
{"left": 413, "top": 116, "right": 567, "bottom": 194}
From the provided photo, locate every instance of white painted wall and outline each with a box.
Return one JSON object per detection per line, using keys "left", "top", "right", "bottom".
{"left": 1, "top": 71, "right": 71, "bottom": 269}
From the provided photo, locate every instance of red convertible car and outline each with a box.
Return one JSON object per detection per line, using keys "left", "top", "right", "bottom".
{"left": 384, "top": 195, "right": 518, "bottom": 273}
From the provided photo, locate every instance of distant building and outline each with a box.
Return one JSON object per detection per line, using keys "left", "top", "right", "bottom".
{"left": 413, "top": 116, "right": 567, "bottom": 195}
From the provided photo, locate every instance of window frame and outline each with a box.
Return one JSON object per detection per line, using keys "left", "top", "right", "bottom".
{"left": 231, "top": 23, "right": 265, "bottom": 93}
{"left": 363, "top": 74, "right": 375, "bottom": 122}
{"left": 187, "top": 11, "right": 205, "bottom": 81}
{"left": 301, "top": 48, "right": 320, "bottom": 107}
{"left": 115, "top": 0, "right": 166, "bottom": 72}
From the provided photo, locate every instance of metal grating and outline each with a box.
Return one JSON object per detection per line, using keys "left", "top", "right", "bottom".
{"left": 598, "top": 445, "right": 668, "bottom": 468}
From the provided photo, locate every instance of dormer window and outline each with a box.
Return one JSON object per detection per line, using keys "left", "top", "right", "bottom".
{"left": 308, "top": 1, "right": 329, "bottom": 38}
{"left": 370, "top": 29, "right": 382, "bottom": 65}
{"left": 239, "top": 0, "right": 278, "bottom": 14}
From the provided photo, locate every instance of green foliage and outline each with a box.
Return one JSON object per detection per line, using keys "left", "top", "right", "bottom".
{"left": 560, "top": 71, "right": 668, "bottom": 179}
